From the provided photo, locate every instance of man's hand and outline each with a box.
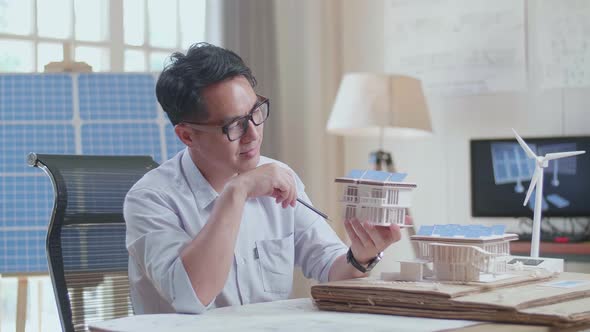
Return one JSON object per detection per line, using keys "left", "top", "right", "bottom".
{"left": 343, "top": 217, "right": 404, "bottom": 264}
{"left": 227, "top": 163, "right": 297, "bottom": 208}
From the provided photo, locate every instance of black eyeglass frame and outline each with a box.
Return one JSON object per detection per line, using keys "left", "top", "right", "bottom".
{"left": 181, "top": 94, "right": 270, "bottom": 142}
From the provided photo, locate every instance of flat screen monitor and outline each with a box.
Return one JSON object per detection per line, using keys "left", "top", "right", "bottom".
{"left": 470, "top": 136, "right": 590, "bottom": 218}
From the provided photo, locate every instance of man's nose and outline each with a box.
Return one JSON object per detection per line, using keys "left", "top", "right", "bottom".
{"left": 241, "top": 119, "right": 260, "bottom": 142}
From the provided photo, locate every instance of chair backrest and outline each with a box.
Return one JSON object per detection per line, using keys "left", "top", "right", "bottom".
{"left": 28, "top": 153, "right": 159, "bottom": 332}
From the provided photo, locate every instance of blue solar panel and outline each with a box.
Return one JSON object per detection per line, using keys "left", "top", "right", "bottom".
{"left": 0, "top": 74, "right": 73, "bottom": 121}
{"left": 81, "top": 123, "right": 162, "bottom": 161}
{"left": 165, "top": 123, "right": 186, "bottom": 159}
{"left": 0, "top": 73, "right": 177, "bottom": 273}
{"left": 491, "top": 225, "right": 506, "bottom": 235}
{"left": 363, "top": 170, "right": 394, "bottom": 182}
{"left": 417, "top": 225, "right": 435, "bottom": 236}
{"left": 78, "top": 74, "right": 158, "bottom": 120}
{"left": 424, "top": 224, "right": 506, "bottom": 238}
{"left": 1, "top": 124, "right": 75, "bottom": 174}
{"left": 345, "top": 169, "right": 367, "bottom": 179}
{"left": 0, "top": 229, "right": 47, "bottom": 273}
{"left": 0, "top": 175, "right": 54, "bottom": 228}
{"left": 343, "top": 169, "right": 408, "bottom": 182}
{"left": 432, "top": 224, "right": 455, "bottom": 237}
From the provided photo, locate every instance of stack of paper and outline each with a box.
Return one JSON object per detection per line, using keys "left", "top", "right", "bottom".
{"left": 311, "top": 271, "right": 590, "bottom": 327}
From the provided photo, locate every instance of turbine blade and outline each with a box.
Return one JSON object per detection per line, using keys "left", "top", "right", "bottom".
{"left": 512, "top": 128, "right": 537, "bottom": 159}
{"left": 544, "top": 150, "right": 586, "bottom": 161}
{"left": 524, "top": 167, "right": 540, "bottom": 206}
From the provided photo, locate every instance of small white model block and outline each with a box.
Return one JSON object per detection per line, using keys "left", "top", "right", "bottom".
{"left": 399, "top": 260, "right": 427, "bottom": 281}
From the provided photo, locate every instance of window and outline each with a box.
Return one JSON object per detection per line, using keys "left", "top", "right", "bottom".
{"left": 371, "top": 188, "right": 383, "bottom": 199}
{"left": 0, "top": 0, "right": 207, "bottom": 73}
{"left": 0, "top": 1, "right": 206, "bottom": 330}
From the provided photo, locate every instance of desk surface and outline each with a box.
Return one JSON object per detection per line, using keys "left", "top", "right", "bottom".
{"left": 89, "top": 298, "right": 481, "bottom": 332}
{"left": 511, "top": 241, "right": 590, "bottom": 261}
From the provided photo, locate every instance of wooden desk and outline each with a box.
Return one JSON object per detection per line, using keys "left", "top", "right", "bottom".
{"left": 88, "top": 298, "right": 571, "bottom": 332}
{"left": 89, "top": 298, "right": 483, "bottom": 332}
{"left": 510, "top": 241, "right": 590, "bottom": 262}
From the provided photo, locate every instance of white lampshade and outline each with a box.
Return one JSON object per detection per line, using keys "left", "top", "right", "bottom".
{"left": 326, "top": 73, "right": 432, "bottom": 138}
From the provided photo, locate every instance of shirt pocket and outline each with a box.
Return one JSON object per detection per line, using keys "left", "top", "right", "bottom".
{"left": 255, "top": 233, "right": 294, "bottom": 294}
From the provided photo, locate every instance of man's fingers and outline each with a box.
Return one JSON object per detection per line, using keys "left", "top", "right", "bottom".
{"left": 372, "top": 223, "right": 402, "bottom": 247}
{"left": 344, "top": 219, "right": 362, "bottom": 244}
{"left": 274, "top": 176, "right": 297, "bottom": 209}
{"left": 262, "top": 166, "right": 298, "bottom": 209}
{"left": 389, "top": 223, "right": 402, "bottom": 242}
{"left": 282, "top": 171, "right": 297, "bottom": 208}
{"left": 283, "top": 171, "right": 296, "bottom": 207}
{"left": 291, "top": 182, "right": 297, "bottom": 206}
{"left": 349, "top": 219, "right": 376, "bottom": 249}
{"left": 405, "top": 215, "right": 413, "bottom": 225}
{"left": 364, "top": 222, "right": 387, "bottom": 249}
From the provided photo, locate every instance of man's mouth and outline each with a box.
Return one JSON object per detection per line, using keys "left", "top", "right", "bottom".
{"left": 240, "top": 146, "right": 258, "bottom": 157}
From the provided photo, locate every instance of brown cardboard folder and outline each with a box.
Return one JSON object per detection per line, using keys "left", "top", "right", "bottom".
{"left": 311, "top": 271, "right": 590, "bottom": 327}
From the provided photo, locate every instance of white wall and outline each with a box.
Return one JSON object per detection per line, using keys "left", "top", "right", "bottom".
{"left": 339, "top": 1, "right": 590, "bottom": 275}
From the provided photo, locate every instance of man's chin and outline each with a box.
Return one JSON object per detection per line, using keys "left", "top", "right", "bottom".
{"left": 237, "top": 154, "right": 260, "bottom": 172}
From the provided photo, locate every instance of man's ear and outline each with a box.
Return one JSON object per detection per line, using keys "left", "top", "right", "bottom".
{"left": 174, "top": 124, "right": 195, "bottom": 147}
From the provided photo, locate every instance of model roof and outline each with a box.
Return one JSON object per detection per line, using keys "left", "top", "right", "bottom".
{"left": 335, "top": 169, "right": 417, "bottom": 187}
{"left": 411, "top": 224, "right": 519, "bottom": 242}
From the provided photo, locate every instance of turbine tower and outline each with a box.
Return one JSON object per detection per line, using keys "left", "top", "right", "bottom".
{"left": 512, "top": 129, "right": 586, "bottom": 258}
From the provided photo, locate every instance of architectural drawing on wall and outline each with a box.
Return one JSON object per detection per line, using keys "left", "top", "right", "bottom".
{"left": 398, "top": 224, "right": 518, "bottom": 282}
{"left": 335, "top": 170, "right": 416, "bottom": 227}
{"left": 384, "top": 0, "right": 526, "bottom": 96}
{"left": 490, "top": 141, "right": 580, "bottom": 208}
{"left": 535, "top": 0, "right": 590, "bottom": 88}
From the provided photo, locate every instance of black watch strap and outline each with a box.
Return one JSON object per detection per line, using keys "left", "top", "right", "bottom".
{"left": 346, "top": 248, "right": 382, "bottom": 273}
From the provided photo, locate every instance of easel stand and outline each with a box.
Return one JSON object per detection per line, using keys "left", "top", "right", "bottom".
{"left": 0, "top": 273, "right": 47, "bottom": 332}
{"left": 16, "top": 277, "right": 28, "bottom": 332}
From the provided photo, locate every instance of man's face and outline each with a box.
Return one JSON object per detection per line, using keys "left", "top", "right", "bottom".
{"left": 177, "top": 76, "right": 263, "bottom": 179}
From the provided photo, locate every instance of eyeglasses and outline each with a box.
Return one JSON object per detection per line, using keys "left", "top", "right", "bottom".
{"left": 182, "top": 94, "right": 270, "bottom": 142}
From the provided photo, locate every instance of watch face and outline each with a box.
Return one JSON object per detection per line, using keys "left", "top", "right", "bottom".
{"left": 366, "top": 252, "right": 384, "bottom": 271}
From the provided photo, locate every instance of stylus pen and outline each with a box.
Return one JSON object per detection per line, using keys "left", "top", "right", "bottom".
{"left": 296, "top": 198, "right": 332, "bottom": 223}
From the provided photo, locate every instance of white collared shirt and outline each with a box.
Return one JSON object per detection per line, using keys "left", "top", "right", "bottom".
{"left": 124, "top": 148, "right": 347, "bottom": 314}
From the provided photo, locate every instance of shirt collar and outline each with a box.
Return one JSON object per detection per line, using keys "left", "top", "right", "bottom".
{"left": 181, "top": 148, "right": 219, "bottom": 210}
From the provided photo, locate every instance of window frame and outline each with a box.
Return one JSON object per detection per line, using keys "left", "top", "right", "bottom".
{"left": 0, "top": 0, "right": 203, "bottom": 73}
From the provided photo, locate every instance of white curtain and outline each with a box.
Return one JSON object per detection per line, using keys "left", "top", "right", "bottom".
{"left": 209, "top": 0, "right": 347, "bottom": 297}
{"left": 208, "top": 0, "right": 282, "bottom": 157}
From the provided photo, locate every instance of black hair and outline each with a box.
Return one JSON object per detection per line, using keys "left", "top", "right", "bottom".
{"left": 155, "top": 42, "right": 257, "bottom": 125}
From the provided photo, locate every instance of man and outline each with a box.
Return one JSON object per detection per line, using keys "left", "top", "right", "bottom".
{"left": 124, "top": 42, "right": 402, "bottom": 314}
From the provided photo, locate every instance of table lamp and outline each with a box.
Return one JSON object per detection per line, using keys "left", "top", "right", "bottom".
{"left": 326, "top": 73, "right": 432, "bottom": 238}
{"left": 326, "top": 73, "right": 432, "bottom": 171}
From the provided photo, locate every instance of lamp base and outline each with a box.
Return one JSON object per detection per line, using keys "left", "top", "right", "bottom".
{"left": 369, "top": 150, "right": 394, "bottom": 172}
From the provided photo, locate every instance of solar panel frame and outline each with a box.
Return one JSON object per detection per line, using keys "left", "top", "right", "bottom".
{"left": 0, "top": 73, "right": 179, "bottom": 274}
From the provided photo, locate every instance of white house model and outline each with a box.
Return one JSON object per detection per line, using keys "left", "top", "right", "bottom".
{"left": 400, "top": 224, "right": 518, "bottom": 282}
{"left": 335, "top": 170, "right": 416, "bottom": 227}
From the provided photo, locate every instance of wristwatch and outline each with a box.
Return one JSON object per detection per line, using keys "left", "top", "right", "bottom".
{"left": 346, "top": 248, "right": 383, "bottom": 273}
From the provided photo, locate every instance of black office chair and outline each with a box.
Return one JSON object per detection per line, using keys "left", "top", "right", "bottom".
{"left": 28, "top": 153, "right": 159, "bottom": 332}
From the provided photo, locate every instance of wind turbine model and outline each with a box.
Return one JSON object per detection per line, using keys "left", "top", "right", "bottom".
{"left": 512, "top": 129, "right": 586, "bottom": 258}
